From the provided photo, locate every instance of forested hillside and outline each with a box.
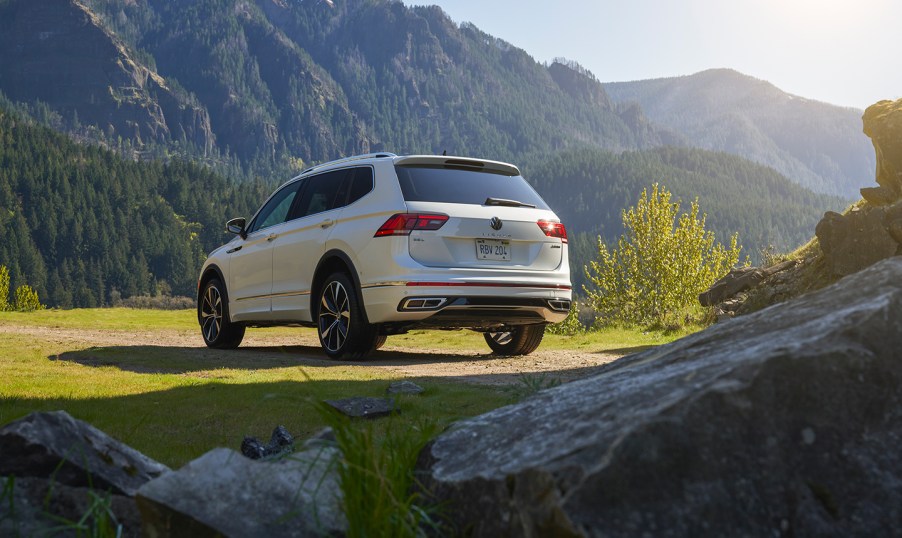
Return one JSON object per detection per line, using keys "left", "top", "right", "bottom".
{"left": 0, "top": 100, "right": 844, "bottom": 306}
{"left": 0, "top": 108, "right": 267, "bottom": 307}
{"left": 605, "top": 69, "right": 873, "bottom": 198}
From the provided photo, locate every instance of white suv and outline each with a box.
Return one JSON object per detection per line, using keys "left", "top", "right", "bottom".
{"left": 197, "top": 153, "right": 571, "bottom": 359}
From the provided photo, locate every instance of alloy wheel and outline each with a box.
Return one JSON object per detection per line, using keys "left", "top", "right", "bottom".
{"left": 487, "top": 331, "right": 513, "bottom": 346}
{"left": 201, "top": 285, "right": 223, "bottom": 343}
{"left": 319, "top": 280, "right": 351, "bottom": 353}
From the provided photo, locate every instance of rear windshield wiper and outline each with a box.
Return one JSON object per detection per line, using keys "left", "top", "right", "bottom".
{"left": 484, "top": 197, "right": 536, "bottom": 208}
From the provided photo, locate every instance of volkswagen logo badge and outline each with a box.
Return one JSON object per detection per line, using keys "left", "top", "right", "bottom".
{"left": 490, "top": 217, "right": 503, "bottom": 230}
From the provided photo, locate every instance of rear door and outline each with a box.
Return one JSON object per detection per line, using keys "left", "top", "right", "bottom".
{"left": 270, "top": 167, "right": 373, "bottom": 321}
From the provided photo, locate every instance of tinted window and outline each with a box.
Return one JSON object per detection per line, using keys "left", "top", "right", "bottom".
{"left": 294, "top": 170, "right": 348, "bottom": 219}
{"left": 248, "top": 181, "right": 302, "bottom": 233}
{"left": 394, "top": 166, "right": 549, "bottom": 209}
{"left": 347, "top": 167, "right": 374, "bottom": 205}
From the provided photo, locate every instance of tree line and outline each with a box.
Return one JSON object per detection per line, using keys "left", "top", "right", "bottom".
{"left": 0, "top": 108, "right": 271, "bottom": 307}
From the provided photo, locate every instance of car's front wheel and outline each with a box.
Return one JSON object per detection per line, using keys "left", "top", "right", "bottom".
{"left": 484, "top": 324, "right": 545, "bottom": 355}
{"left": 317, "top": 273, "right": 379, "bottom": 360}
{"left": 199, "top": 278, "right": 245, "bottom": 349}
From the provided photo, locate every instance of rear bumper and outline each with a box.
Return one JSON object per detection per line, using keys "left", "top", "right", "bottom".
{"left": 362, "top": 282, "right": 572, "bottom": 329}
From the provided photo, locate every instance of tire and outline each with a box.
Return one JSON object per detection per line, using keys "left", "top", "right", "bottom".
{"left": 198, "top": 278, "right": 245, "bottom": 349}
{"left": 484, "top": 324, "right": 546, "bottom": 355}
{"left": 374, "top": 335, "right": 387, "bottom": 350}
{"left": 316, "top": 272, "right": 379, "bottom": 360}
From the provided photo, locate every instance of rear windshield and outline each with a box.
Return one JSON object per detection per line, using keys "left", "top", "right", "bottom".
{"left": 394, "top": 166, "right": 550, "bottom": 209}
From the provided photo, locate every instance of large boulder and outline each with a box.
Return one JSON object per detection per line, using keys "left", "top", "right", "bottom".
{"left": 861, "top": 98, "right": 902, "bottom": 205}
{"left": 0, "top": 410, "right": 169, "bottom": 496}
{"left": 417, "top": 257, "right": 902, "bottom": 536}
{"left": 816, "top": 203, "right": 902, "bottom": 277}
{"left": 137, "top": 444, "right": 345, "bottom": 537}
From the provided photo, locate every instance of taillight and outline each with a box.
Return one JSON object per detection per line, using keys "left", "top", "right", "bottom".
{"left": 537, "top": 220, "right": 567, "bottom": 243}
{"left": 375, "top": 213, "right": 449, "bottom": 237}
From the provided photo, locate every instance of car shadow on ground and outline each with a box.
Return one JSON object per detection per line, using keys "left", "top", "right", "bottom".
{"left": 52, "top": 343, "right": 619, "bottom": 385}
{"left": 596, "top": 345, "right": 656, "bottom": 356}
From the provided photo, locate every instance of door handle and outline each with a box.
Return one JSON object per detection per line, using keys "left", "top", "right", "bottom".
{"left": 266, "top": 233, "right": 277, "bottom": 242}
{"left": 320, "top": 219, "right": 334, "bottom": 229}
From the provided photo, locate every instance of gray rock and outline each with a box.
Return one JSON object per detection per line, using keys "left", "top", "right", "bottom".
{"left": 815, "top": 206, "right": 901, "bottom": 276}
{"left": 137, "top": 445, "right": 344, "bottom": 537}
{"left": 325, "top": 397, "right": 396, "bottom": 419}
{"left": 301, "top": 428, "right": 337, "bottom": 450}
{"left": 699, "top": 259, "right": 796, "bottom": 306}
{"left": 416, "top": 257, "right": 902, "bottom": 537}
{"left": 0, "top": 411, "right": 169, "bottom": 496}
{"left": 0, "top": 476, "right": 142, "bottom": 537}
{"left": 386, "top": 381, "right": 425, "bottom": 395}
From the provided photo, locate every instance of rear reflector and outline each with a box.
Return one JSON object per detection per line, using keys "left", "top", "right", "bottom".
{"left": 406, "top": 281, "right": 572, "bottom": 290}
{"left": 375, "top": 213, "right": 449, "bottom": 237}
{"left": 537, "top": 220, "right": 568, "bottom": 243}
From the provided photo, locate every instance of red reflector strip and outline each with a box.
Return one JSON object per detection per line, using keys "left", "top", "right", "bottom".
{"left": 406, "top": 282, "right": 572, "bottom": 290}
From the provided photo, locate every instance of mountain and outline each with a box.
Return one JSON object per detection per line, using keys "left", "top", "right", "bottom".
{"left": 0, "top": 0, "right": 671, "bottom": 175}
{"left": 0, "top": 0, "right": 214, "bottom": 156}
{"left": 605, "top": 69, "right": 874, "bottom": 199}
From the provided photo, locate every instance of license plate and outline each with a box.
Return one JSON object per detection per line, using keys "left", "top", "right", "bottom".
{"left": 476, "top": 239, "right": 511, "bottom": 261}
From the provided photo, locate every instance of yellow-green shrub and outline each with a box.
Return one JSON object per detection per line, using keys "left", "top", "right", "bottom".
{"left": 584, "top": 184, "right": 742, "bottom": 327}
{"left": 14, "top": 284, "right": 44, "bottom": 312}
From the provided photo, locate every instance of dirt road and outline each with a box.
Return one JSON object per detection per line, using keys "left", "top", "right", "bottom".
{"left": 3, "top": 323, "right": 624, "bottom": 385}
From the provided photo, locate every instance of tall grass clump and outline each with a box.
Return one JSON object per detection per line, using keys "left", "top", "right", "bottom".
{"left": 319, "top": 405, "right": 443, "bottom": 538}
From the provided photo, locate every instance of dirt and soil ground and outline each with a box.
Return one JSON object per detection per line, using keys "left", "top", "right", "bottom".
{"left": 1, "top": 323, "right": 626, "bottom": 385}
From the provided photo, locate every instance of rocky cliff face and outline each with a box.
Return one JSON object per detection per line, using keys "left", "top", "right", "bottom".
{"left": 860, "top": 98, "right": 902, "bottom": 206}
{"left": 0, "top": 0, "right": 213, "bottom": 152}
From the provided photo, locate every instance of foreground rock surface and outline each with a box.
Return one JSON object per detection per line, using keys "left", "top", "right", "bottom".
{"left": 0, "top": 410, "right": 169, "bottom": 496}
{"left": 0, "top": 477, "right": 142, "bottom": 537}
{"left": 137, "top": 445, "right": 344, "bottom": 537}
{"left": 418, "top": 257, "right": 902, "bottom": 536}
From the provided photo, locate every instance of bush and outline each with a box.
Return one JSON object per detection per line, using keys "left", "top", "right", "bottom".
{"left": 14, "top": 284, "right": 44, "bottom": 312}
{"left": 584, "top": 184, "right": 742, "bottom": 327}
{"left": 546, "top": 300, "right": 585, "bottom": 336}
{"left": 114, "top": 295, "right": 194, "bottom": 310}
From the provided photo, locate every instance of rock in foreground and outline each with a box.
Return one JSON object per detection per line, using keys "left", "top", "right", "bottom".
{"left": 137, "top": 445, "right": 344, "bottom": 537}
{"left": 0, "top": 410, "right": 169, "bottom": 496}
{"left": 417, "top": 257, "right": 902, "bottom": 536}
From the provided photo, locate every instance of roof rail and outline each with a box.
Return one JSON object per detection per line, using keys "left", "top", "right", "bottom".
{"left": 300, "top": 152, "right": 398, "bottom": 175}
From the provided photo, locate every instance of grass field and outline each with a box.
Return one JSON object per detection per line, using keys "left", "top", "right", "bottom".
{"left": 0, "top": 308, "right": 690, "bottom": 468}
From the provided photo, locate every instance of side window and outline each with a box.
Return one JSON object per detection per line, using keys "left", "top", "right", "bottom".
{"left": 294, "top": 170, "right": 348, "bottom": 219}
{"left": 347, "top": 167, "right": 374, "bottom": 205}
{"left": 247, "top": 181, "right": 302, "bottom": 234}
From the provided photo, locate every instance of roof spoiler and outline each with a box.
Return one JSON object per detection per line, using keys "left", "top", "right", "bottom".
{"left": 394, "top": 155, "right": 520, "bottom": 176}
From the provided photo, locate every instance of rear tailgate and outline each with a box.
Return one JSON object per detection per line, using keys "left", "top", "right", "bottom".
{"left": 404, "top": 202, "right": 564, "bottom": 270}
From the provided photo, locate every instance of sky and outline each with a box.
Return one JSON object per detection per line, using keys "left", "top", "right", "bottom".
{"left": 402, "top": 0, "right": 901, "bottom": 110}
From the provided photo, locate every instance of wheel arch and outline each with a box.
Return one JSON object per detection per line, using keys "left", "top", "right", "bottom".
{"left": 197, "top": 265, "right": 226, "bottom": 314}
{"left": 311, "top": 250, "right": 369, "bottom": 324}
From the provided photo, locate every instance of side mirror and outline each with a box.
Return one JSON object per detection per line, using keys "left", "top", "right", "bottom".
{"left": 226, "top": 217, "right": 247, "bottom": 239}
